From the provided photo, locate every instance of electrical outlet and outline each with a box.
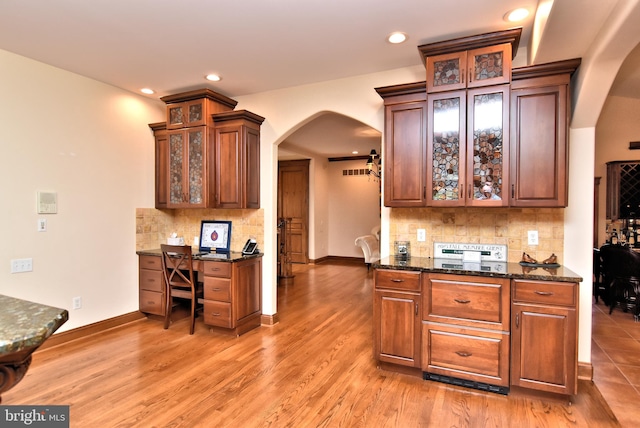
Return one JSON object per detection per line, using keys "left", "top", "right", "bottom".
{"left": 417, "top": 229, "right": 426, "bottom": 242}
{"left": 72, "top": 296, "right": 82, "bottom": 310}
{"left": 38, "top": 218, "right": 47, "bottom": 232}
{"left": 10, "top": 258, "right": 33, "bottom": 273}
{"left": 527, "top": 230, "right": 539, "bottom": 246}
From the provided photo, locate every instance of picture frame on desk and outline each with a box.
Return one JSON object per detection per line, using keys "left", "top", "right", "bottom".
{"left": 199, "top": 220, "right": 232, "bottom": 253}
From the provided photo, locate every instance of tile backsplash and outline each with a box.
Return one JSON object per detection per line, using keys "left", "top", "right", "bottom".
{"left": 389, "top": 207, "right": 564, "bottom": 264}
{"left": 136, "top": 208, "right": 264, "bottom": 252}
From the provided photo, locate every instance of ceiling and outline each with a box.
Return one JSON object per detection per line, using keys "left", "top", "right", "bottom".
{"left": 0, "top": 0, "right": 634, "bottom": 159}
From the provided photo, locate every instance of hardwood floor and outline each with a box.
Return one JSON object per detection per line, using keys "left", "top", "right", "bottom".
{"left": 4, "top": 261, "right": 619, "bottom": 427}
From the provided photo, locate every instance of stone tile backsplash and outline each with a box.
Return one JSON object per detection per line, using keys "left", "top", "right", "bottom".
{"left": 389, "top": 207, "right": 564, "bottom": 264}
{"left": 136, "top": 208, "right": 264, "bottom": 253}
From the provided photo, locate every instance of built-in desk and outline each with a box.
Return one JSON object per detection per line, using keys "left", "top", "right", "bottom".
{"left": 0, "top": 295, "right": 68, "bottom": 402}
{"left": 136, "top": 250, "right": 262, "bottom": 336}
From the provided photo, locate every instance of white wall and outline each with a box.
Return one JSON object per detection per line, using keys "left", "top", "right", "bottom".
{"left": 328, "top": 159, "right": 380, "bottom": 257}
{"left": 0, "top": 49, "right": 164, "bottom": 331}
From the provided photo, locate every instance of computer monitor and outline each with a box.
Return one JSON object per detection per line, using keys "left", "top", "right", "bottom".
{"left": 199, "top": 220, "right": 232, "bottom": 253}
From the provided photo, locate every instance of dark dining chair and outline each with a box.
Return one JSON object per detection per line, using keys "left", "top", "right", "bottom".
{"left": 599, "top": 243, "right": 640, "bottom": 320}
{"left": 160, "top": 244, "right": 204, "bottom": 334}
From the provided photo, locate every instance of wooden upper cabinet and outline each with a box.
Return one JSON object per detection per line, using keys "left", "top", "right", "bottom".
{"left": 375, "top": 83, "right": 428, "bottom": 207}
{"left": 509, "top": 59, "right": 580, "bottom": 207}
{"left": 427, "top": 85, "right": 509, "bottom": 207}
{"left": 162, "top": 89, "right": 237, "bottom": 130}
{"left": 150, "top": 89, "right": 264, "bottom": 209}
{"left": 426, "top": 44, "right": 512, "bottom": 93}
{"left": 420, "top": 29, "right": 521, "bottom": 94}
{"left": 212, "top": 110, "right": 265, "bottom": 209}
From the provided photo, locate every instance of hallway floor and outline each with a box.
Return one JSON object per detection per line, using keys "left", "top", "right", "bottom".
{"left": 592, "top": 300, "right": 640, "bottom": 427}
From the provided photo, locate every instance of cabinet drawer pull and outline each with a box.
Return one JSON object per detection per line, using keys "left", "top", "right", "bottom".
{"left": 212, "top": 288, "right": 221, "bottom": 291}
{"left": 211, "top": 312, "right": 221, "bottom": 317}
{"left": 461, "top": 69, "right": 466, "bottom": 84}
{"left": 455, "top": 351, "right": 472, "bottom": 358}
{"left": 454, "top": 298, "right": 470, "bottom": 304}
{"left": 516, "top": 313, "right": 519, "bottom": 328}
{"left": 391, "top": 279, "right": 405, "bottom": 283}
{"left": 511, "top": 184, "right": 515, "bottom": 198}
{"left": 534, "top": 291, "right": 554, "bottom": 296}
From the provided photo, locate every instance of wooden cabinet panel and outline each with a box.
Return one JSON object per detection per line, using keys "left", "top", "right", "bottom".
{"left": 422, "top": 322, "right": 509, "bottom": 386}
{"left": 165, "top": 126, "right": 208, "bottom": 208}
{"left": 139, "top": 269, "right": 163, "bottom": 292}
{"left": 139, "top": 290, "right": 165, "bottom": 316}
{"left": 375, "top": 269, "right": 421, "bottom": 292}
{"left": 383, "top": 100, "right": 428, "bottom": 207}
{"left": 511, "top": 279, "right": 578, "bottom": 395}
{"left": 213, "top": 125, "right": 242, "bottom": 208}
{"left": 235, "top": 257, "right": 262, "bottom": 321}
{"left": 374, "top": 269, "right": 422, "bottom": 367}
{"left": 511, "top": 304, "right": 577, "bottom": 394}
{"left": 202, "top": 261, "right": 231, "bottom": 277}
{"left": 510, "top": 75, "right": 569, "bottom": 207}
{"left": 375, "top": 291, "right": 421, "bottom": 367}
{"left": 424, "top": 274, "right": 510, "bottom": 330}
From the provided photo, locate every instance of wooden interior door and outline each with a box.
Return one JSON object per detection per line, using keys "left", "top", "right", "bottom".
{"left": 278, "top": 160, "right": 309, "bottom": 264}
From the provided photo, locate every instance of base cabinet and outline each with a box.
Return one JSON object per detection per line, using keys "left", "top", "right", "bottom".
{"left": 138, "top": 255, "right": 165, "bottom": 316}
{"left": 374, "top": 269, "right": 580, "bottom": 396}
{"left": 511, "top": 279, "right": 578, "bottom": 395}
{"left": 373, "top": 269, "right": 422, "bottom": 367}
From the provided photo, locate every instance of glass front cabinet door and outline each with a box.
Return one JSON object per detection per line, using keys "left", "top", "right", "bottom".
{"left": 427, "top": 86, "right": 509, "bottom": 207}
{"left": 166, "top": 99, "right": 208, "bottom": 130}
{"left": 426, "top": 44, "right": 511, "bottom": 93}
{"left": 167, "top": 126, "right": 207, "bottom": 208}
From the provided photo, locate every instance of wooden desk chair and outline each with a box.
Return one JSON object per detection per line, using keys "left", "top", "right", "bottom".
{"left": 160, "top": 244, "right": 204, "bottom": 334}
{"left": 600, "top": 243, "right": 640, "bottom": 320}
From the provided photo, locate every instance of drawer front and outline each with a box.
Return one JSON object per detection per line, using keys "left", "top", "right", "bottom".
{"left": 513, "top": 280, "right": 576, "bottom": 306}
{"left": 203, "top": 261, "right": 231, "bottom": 278}
{"left": 139, "top": 255, "right": 162, "bottom": 270}
{"left": 139, "top": 290, "right": 164, "bottom": 316}
{"left": 375, "top": 269, "right": 421, "bottom": 292}
{"left": 204, "top": 277, "right": 231, "bottom": 301}
{"left": 426, "top": 275, "right": 509, "bottom": 329}
{"left": 203, "top": 301, "right": 233, "bottom": 328}
{"left": 422, "top": 322, "right": 509, "bottom": 386}
{"left": 139, "top": 268, "right": 164, "bottom": 292}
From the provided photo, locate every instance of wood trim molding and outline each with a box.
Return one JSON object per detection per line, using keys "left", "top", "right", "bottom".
{"left": 261, "top": 313, "right": 280, "bottom": 326}
{"left": 512, "top": 58, "right": 581, "bottom": 81}
{"left": 418, "top": 27, "right": 522, "bottom": 61}
{"left": 159, "top": 88, "right": 238, "bottom": 109}
{"left": 578, "top": 361, "right": 594, "bottom": 381}
{"left": 37, "top": 311, "right": 146, "bottom": 352}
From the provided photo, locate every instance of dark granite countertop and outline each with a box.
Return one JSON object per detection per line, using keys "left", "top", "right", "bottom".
{"left": 374, "top": 256, "right": 583, "bottom": 283}
{"left": 136, "top": 249, "right": 263, "bottom": 262}
{"left": 0, "top": 295, "right": 68, "bottom": 357}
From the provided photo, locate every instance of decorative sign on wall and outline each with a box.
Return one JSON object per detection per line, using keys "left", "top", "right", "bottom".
{"left": 433, "top": 242, "right": 507, "bottom": 262}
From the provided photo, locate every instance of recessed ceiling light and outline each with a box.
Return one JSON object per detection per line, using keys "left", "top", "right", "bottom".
{"left": 140, "top": 88, "right": 155, "bottom": 95}
{"left": 505, "top": 8, "right": 529, "bottom": 22}
{"left": 387, "top": 32, "right": 407, "bottom": 44}
{"left": 205, "top": 74, "right": 221, "bottom": 82}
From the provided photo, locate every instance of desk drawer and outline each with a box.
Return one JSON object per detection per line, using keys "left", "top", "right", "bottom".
{"left": 204, "top": 277, "right": 231, "bottom": 301}
{"left": 203, "top": 301, "right": 232, "bottom": 328}
{"left": 375, "top": 269, "right": 421, "bottom": 292}
{"left": 140, "top": 290, "right": 164, "bottom": 316}
{"left": 203, "top": 261, "right": 231, "bottom": 278}
{"left": 139, "top": 255, "right": 162, "bottom": 270}
{"left": 512, "top": 280, "right": 576, "bottom": 306}
{"left": 139, "top": 268, "right": 164, "bottom": 292}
